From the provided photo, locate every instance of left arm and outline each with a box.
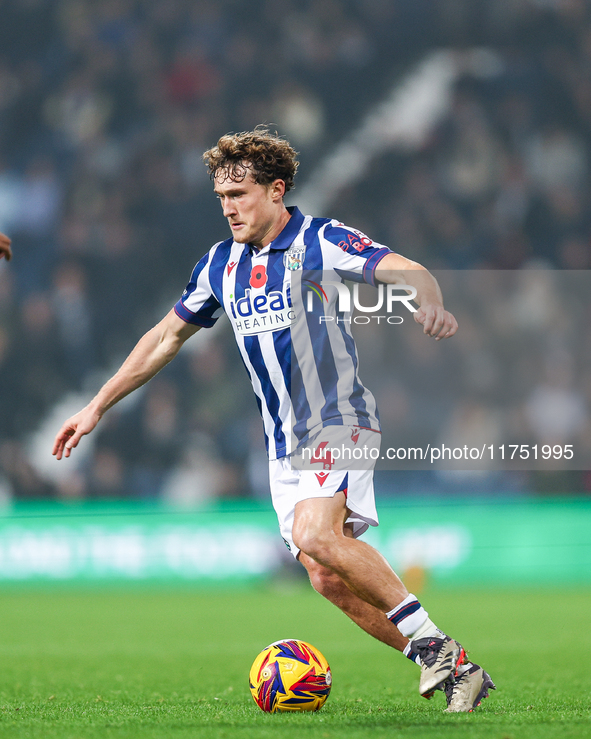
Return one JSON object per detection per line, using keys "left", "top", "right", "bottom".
{"left": 376, "top": 253, "right": 457, "bottom": 340}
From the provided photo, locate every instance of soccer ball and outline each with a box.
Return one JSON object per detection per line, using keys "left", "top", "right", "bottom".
{"left": 249, "top": 638, "right": 332, "bottom": 713}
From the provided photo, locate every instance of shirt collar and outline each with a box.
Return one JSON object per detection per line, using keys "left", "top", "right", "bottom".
{"left": 248, "top": 206, "right": 304, "bottom": 253}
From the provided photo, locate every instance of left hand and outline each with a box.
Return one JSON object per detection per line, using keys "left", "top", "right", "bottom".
{"left": 413, "top": 304, "right": 458, "bottom": 340}
{"left": 0, "top": 233, "right": 12, "bottom": 261}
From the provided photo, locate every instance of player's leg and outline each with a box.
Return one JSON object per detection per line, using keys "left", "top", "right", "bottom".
{"left": 270, "top": 456, "right": 492, "bottom": 710}
{"left": 298, "top": 523, "right": 496, "bottom": 711}
{"left": 292, "top": 491, "right": 467, "bottom": 698}
{"left": 298, "top": 548, "right": 410, "bottom": 653}
{"left": 292, "top": 491, "right": 407, "bottom": 611}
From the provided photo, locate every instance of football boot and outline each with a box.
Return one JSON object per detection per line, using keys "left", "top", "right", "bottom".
{"left": 444, "top": 662, "right": 496, "bottom": 712}
{"left": 410, "top": 635, "right": 466, "bottom": 698}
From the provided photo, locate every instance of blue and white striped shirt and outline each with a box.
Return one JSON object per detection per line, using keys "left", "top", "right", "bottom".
{"left": 174, "top": 206, "right": 392, "bottom": 459}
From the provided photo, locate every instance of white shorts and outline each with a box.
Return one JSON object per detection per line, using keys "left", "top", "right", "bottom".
{"left": 269, "top": 427, "right": 380, "bottom": 559}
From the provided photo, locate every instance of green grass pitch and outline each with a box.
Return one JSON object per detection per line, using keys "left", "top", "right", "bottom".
{"left": 0, "top": 583, "right": 589, "bottom": 738}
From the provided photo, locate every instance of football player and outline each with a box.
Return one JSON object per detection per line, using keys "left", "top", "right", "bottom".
{"left": 53, "top": 128, "right": 493, "bottom": 712}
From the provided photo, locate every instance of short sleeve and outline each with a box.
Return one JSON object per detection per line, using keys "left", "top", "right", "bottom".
{"left": 174, "top": 249, "right": 224, "bottom": 328}
{"left": 319, "top": 222, "right": 392, "bottom": 286}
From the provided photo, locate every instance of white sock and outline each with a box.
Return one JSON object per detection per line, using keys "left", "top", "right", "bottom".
{"left": 411, "top": 617, "right": 444, "bottom": 641}
{"left": 386, "top": 593, "right": 444, "bottom": 640}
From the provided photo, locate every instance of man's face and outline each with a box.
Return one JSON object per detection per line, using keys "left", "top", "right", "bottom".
{"left": 214, "top": 168, "right": 283, "bottom": 247}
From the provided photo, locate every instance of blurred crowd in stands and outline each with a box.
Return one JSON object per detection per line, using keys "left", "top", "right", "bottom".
{"left": 0, "top": 0, "right": 590, "bottom": 501}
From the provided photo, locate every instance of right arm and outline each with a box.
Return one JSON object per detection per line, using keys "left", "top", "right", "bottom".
{"left": 52, "top": 309, "right": 200, "bottom": 459}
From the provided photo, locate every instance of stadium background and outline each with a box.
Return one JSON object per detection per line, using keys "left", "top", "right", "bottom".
{"left": 0, "top": 0, "right": 590, "bottom": 588}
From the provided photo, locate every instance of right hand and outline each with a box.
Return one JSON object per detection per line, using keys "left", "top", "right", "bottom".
{"left": 0, "top": 233, "right": 12, "bottom": 261}
{"left": 413, "top": 304, "right": 458, "bottom": 340}
{"left": 52, "top": 406, "right": 102, "bottom": 460}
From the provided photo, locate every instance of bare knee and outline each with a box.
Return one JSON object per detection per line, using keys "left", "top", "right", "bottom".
{"left": 292, "top": 497, "right": 348, "bottom": 565}
{"left": 292, "top": 524, "right": 334, "bottom": 564}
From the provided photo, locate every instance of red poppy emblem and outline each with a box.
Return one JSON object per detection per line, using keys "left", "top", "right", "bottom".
{"left": 249, "top": 265, "right": 267, "bottom": 288}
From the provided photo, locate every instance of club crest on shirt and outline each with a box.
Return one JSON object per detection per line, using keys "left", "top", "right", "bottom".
{"left": 284, "top": 243, "right": 306, "bottom": 271}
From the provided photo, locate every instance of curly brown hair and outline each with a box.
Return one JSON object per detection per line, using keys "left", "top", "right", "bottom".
{"left": 203, "top": 127, "right": 299, "bottom": 192}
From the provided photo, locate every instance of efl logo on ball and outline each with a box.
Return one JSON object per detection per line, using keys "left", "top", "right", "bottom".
{"left": 249, "top": 639, "right": 332, "bottom": 713}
